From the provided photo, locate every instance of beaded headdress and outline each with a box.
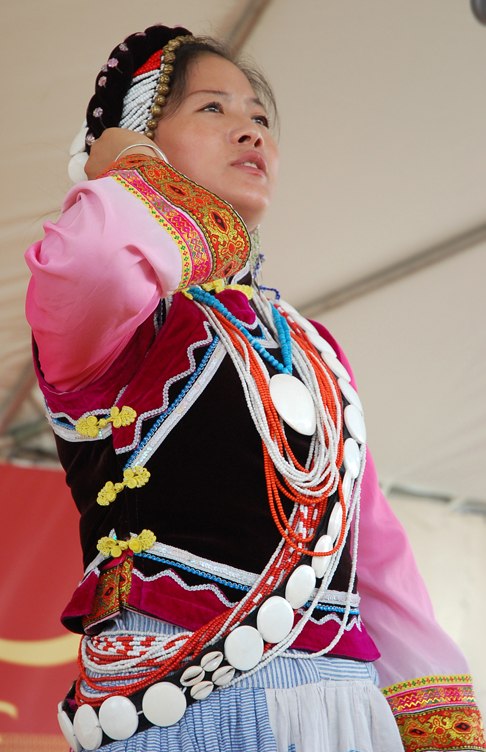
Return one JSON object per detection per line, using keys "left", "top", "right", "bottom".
{"left": 68, "top": 24, "right": 198, "bottom": 181}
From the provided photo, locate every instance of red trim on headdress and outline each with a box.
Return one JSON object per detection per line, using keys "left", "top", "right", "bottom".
{"left": 134, "top": 49, "right": 163, "bottom": 77}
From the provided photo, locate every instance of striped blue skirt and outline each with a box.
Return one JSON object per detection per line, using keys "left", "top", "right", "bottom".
{"left": 82, "top": 612, "right": 403, "bottom": 752}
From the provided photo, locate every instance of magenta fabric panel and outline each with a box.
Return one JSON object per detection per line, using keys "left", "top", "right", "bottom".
{"left": 33, "top": 289, "right": 254, "bottom": 442}
{"left": 127, "top": 568, "right": 379, "bottom": 661}
{"left": 292, "top": 614, "right": 380, "bottom": 661}
{"left": 128, "top": 569, "right": 230, "bottom": 632}
{"left": 60, "top": 570, "right": 99, "bottom": 633}
{"left": 216, "top": 289, "right": 257, "bottom": 326}
{"left": 111, "top": 293, "right": 213, "bottom": 450}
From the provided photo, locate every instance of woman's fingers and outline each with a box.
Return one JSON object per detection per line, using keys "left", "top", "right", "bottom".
{"left": 85, "top": 128, "right": 156, "bottom": 179}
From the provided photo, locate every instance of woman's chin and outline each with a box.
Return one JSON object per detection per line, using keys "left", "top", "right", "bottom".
{"left": 227, "top": 194, "right": 271, "bottom": 231}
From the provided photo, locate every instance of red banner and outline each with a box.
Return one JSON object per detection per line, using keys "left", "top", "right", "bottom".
{"left": 0, "top": 463, "right": 82, "bottom": 750}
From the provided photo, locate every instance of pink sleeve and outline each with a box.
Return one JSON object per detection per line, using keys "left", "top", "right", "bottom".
{"left": 312, "top": 321, "right": 469, "bottom": 687}
{"left": 26, "top": 156, "right": 251, "bottom": 394}
{"left": 25, "top": 177, "right": 182, "bottom": 391}
{"left": 356, "top": 452, "right": 469, "bottom": 686}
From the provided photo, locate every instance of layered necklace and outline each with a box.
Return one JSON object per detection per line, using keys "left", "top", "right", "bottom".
{"left": 74, "top": 281, "right": 366, "bottom": 737}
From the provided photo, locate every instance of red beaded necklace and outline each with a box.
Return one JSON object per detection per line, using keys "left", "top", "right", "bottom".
{"left": 76, "top": 301, "right": 346, "bottom": 705}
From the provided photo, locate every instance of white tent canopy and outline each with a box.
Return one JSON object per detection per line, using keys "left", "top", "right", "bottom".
{"left": 1, "top": 0, "right": 485, "bottom": 710}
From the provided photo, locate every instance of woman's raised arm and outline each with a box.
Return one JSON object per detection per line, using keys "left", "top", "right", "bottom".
{"left": 26, "top": 171, "right": 176, "bottom": 391}
{"left": 26, "top": 151, "right": 251, "bottom": 393}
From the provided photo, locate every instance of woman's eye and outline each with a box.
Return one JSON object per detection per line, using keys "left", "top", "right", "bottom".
{"left": 202, "top": 102, "right": 222, "bottom": 113}
{"left": 253, "top": 114, "right": 269, "bottom": 128}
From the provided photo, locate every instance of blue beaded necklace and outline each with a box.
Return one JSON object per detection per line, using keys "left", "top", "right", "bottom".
{"left": 188, "top": 286, "right": 293, "bottom": 376}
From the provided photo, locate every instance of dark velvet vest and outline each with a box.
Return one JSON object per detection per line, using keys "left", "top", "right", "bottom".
{"left": 34, "top": 290, "right": 379, "bottom": 662}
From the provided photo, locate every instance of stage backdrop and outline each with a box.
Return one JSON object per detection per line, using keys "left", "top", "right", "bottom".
{"left": 0, "top": 463, "right": 82, "bottom": 751}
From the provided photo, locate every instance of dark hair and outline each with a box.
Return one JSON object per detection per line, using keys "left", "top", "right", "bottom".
{"left": 162, "top": 38, "right": 279, "bottom": 133}
{"left": 85, "top": 26, "right": 278, "bottom": 151}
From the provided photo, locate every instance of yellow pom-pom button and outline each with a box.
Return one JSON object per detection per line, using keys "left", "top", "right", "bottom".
{"left": 138, "top": 529, "right": 156, "bottom": 549}
{"left": 96, "top": 467, "right": 151, "bottom": 506}
{"left": 97, "top": 530, "right": 156, "bottom": 558}
{"left": 75, "top": 405, "right": 137, "bottom": 438}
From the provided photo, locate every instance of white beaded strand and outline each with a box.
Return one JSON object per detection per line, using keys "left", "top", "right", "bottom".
{"left": 80, "top": 503, "right": 301, "bottom": 697}
{"left": 76, "top": 289, "right": 365, "bottom": 715}
{"left": 286, "top": 443, "right": 366, "bottom": 660}
{"left": 198, "top": 296, "right": 342, "bottom": 498}
{"left": 227, "top": 445, "right": 366, "bottom": 686}
{"left": 203, "top": 506, "right": 299, "bottom": 647}
{"left": 119, "top": 68, "right": 162, "bottom": 133}
{"left": 80, "top": 629, "right": 191, "bottom": 678}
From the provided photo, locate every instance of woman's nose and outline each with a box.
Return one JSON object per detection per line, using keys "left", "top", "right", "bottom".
{"left": 231, "top": 125, "right": 263, "bottom": 149}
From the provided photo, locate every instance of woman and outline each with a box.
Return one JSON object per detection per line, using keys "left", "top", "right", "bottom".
{"left": 25, "top": 24, "right": 485, "bottom": 752}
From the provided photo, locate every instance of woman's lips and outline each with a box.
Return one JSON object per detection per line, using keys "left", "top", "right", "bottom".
{"left": 231, "top": 151, "right": 267, "bottom": 176}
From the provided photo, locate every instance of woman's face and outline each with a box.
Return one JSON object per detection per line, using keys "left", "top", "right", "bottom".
{"left": 154, "top": 53, "right": 279, "bottom": 231}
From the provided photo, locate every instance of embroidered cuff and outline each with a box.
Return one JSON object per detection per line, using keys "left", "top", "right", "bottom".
{"left": 382, "top": 675, "right": 486, "bottom": 751}
{"left": 103, "top": 155, "right": 250, "bottom": 290}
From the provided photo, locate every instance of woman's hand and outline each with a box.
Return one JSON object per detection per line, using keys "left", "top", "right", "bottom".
{"left": 85, "top": 128, "right": 160, "bottom": 180}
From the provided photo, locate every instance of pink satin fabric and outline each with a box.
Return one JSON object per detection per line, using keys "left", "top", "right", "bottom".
{"left": 25, "top": 177, "right": 182, "bottom": 391}
{"left": 314, "top": 325, "right": 470, "bottom": 686}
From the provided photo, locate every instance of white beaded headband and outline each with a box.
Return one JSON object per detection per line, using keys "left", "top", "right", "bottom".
{"left": 120, "top": 34, "right": 197, "bottom": 138}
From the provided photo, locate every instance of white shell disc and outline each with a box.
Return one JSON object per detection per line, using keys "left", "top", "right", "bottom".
{"left": 73, "top": 704, "right": 102, "bottom": 751}
{"left": 327, "top": 503, "right": 344, "bottom": 543}
{"left": 343, "top": 438, "right": 361, "bottom": 479}
{"left": 322, "top": 351, "right": 351, "bottom": 382}
{"left": 200, "top": 651, "right": 224, "bottom": 672}
{"left": 58, "top": 709, "right": 82, "bottom": 752}
{"left": 99, "top": 695, "right": 138, "bottom": 741}
{"left": 224, "top": 625, "right": 264, "bottom": 671}
{"left": 68, "top": 152, "right": 89, "bottom": 184}
{"left": 312, "top": 534, "right": 333, "bottom": 578}
{"left": 277, "top": 299, "right": 299, "bottom": 318}
{"left": 269, "top": 374, "right": 316, "bottom": 436}
{"left": 256, "top": 595, "right": 294, "bottom": 644}
{"left": 285, "top": 564, "right": 317, "bottom": 609}
{"left": 190, "top": 680, "right": 214, "bottom": 701}
{"left": 69, "top": 122, "right": 88, "bottom": 155}
{"left": 344, "top": 404, "right": 367, "bottom": 444}
{"left": 306, "top": 328, "right": 336, "bottom": 356}
{"left": 343, "top": 471, "right": 354, "bottom": 504}
{"left": 212, "top": 665, "right": 235, "bottom": 686}
{"left": 338, "top": 378, "right": 363, "bottom": 413}
{"left": 293, "top": 313, "right": 317, "bottom": 334}
{"left": 180, "top": 665, "right": 205, "bottom": 686}
{"left": 142, "top": 682, "right": 187, "bottom": 727}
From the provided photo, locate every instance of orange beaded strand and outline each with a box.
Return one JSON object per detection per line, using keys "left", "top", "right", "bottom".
{"left": 75, "top": 300, "right": 350, "bottom": 706}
